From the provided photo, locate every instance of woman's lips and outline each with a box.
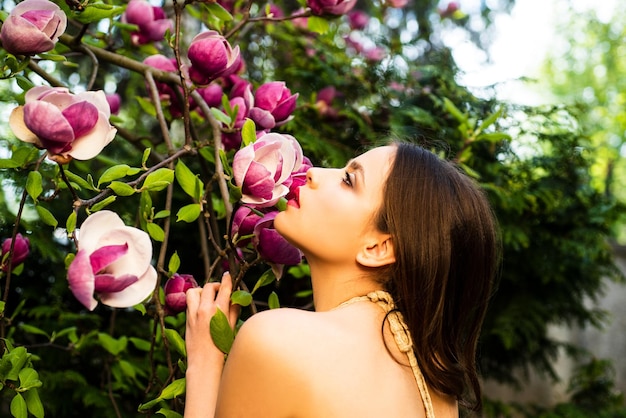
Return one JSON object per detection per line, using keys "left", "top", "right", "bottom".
{"left": 287, "top": 186, "right": 301, "bottom": 209}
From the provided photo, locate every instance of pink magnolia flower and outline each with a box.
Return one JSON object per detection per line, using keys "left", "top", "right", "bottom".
{"left": 187, "top": 31, "right": 241, "bottom": 86}
{"left": 347, "top": 10, "right": 369, "bottom": 30}
{"left": 253, "top": 211, "right": 302, "bottom": 278}
{"left": 164, "top": 273, "right": 198, "bottom": 315}
{"left": 285, "top": 156, "right": 312, "bottom": 205}
{"left": 9, "top": 86, "right": 116, "bottom": 163}
{"left": 439, "top": 2, "right": 460, "bottom": 18}
{"left": 0, "top": 0, "right": 67, "bottom": 56}
{"left": 67, "top": 211, "right": 157, "bottom": 311}
{"left": 265, "top": 3, "right": 284, "bottom": 18}
{"left": 143, "top": 54, "right": 187, "bottom": 117}
{"left": 106, "top": 93, "right": 121, "bottom": 115}
{"left": 233, "top": 133, "right": 304, "bottom": 207}
{"left": 249, "top": 81, "right": 298, "bottom": 130}
{"left": 221, "top": 82, "right": 254, "bottom": 150}
{"left": 196, "top": 83, "right": 224, "bottom": 109}
{"left": 307, "top": 0, "right": 356, "bottom": 16}
{"left": 385, "top": 0, "right": 409, "bottom": 8}
{"left": 1, "top": 233, "right": 30, "bottom": 272}
{"left": 231, "top": 205, "right": 264, "bottom": 247}
{"left": 121, "top": 0, "right": 173, "bottom": 45}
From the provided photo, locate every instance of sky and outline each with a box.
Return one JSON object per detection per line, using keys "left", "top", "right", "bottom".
{"left": 442, "top": 0, "right": 618, "bottom": 105}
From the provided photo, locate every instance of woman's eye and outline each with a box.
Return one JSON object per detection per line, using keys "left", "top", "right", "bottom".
{"left": 342, "top": 171, "right": 353, "bottom": 187}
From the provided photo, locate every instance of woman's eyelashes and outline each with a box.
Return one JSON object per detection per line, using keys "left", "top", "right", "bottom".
{"left": 342, "top": 171, "right": 354, "bottom": 187}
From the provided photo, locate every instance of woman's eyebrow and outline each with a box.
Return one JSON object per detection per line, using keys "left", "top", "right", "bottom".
{"left": 347, "top": 160, "right": 365, "bottom": 186}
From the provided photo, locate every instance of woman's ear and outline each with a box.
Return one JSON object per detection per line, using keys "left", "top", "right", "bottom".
{"left": 356, "top": 234, "right": 396, "bottom": 268}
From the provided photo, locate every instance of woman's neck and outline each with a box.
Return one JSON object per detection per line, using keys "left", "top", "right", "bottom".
{"left": 307, "top": 260, "right": 383, "bottom": 312}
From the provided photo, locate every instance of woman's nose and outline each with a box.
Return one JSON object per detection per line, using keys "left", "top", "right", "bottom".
{"left": 306, "top": 167, "right": 318, "bottom": 188}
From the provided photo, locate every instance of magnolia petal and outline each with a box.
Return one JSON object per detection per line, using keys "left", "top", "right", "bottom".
{"left": 96, "top": 229, "right": 153, "bottom": 277}
{"left": 272, "top": 95, "right": 298, "bottom": 122}
{"left": 67, "top": 250, "right": 98, "bottom": 311}
{"left": 89, "top": 243, "right": 128, "bottom": 273}
{"left": 23, "top": 101, "right": 75, "bottom": 142}
{"left": 62, "top": 101, "right": 99, "bottom": 138}
{"left": 0, "top": 15, "right": 54, "bottom": 55}
{"left": 243, "top": 161, "right": 274, "bottom": 199}
{"left": 145, "top": 19, "right": 173, "bottom": 41}
{"left": 232, "top": 145, "right": 255, "bottom": 186}
{"left": 77, "top": 90, "right": 112, "bottom": 118}
{"left": 24, "top": 86, "right": 62, "bottom": 103}
{"left": 249, "top": 107, "right": 276, "bottom": 130}
{"left": 8, "top": 107, "right": 39, "bottom": 144}
{"left": 94, "top": 273, "right": 139, "bottom": 293}
{"left": 76, "top": 211, "right": 127, "bottom": 255}
{"left": 20, "top": 9, "right": 55, "bottom": 31}
{"left": 99, "top": 265, "right": 157, "bottom": 308}
{"left": 66, "top": 115, "right": 116, "bottom": 160}
{"left": 123, "top": 0, "right": 155, "bottom": 27}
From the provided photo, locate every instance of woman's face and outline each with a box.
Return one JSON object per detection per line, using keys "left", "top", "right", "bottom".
{"left": 274, "top": 146, "right": 396, "bottom": 263}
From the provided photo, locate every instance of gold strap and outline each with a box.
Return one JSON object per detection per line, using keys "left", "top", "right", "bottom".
{"left": 337, "top": 290, "right": 436, "bottom": 418}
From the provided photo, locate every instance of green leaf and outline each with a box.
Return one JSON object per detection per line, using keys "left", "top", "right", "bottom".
{"left": 307, "top": 16, "right": 330, "bottom": 34}
{"left": 138, "top": 378, "right": 186, "bottom": 411}
{"left": 5, "top": 346, "right": 28, "bottom": 381}
{"left": 36, "top": 52, "right": 67, "bottom": 62}
{"left": 63, "top": 170, "right": 98, "bottom": 191}
{"left": 176, "top": 204, "right": 202, "bottom": 223}
{"left": 90, "top": 195, "right": 117, "bottom": 212}
{"left": 142, "top": 148, "right": 152, "bottom": 167}
{"left": 241, "top": 118, "right": 257, "bottom": 146}
{"left": 210, "top": 108, "right": 232, "bottom": 125}
{"left": 251, "top": 269, "right": 276, "bottom": 294}
{"left": 175, "top": 160, "right": 203, "bottom": 201}
{"left": 10, "top": 393, "right": 27, "bottom": 418}
{"left": 154, "top": 210, "right": 170, "bottom": 219}
{"left": 168, "top": 252, "right": 180, "bottom": 274}
{"left": 97, "top": 333, "right": 127, "bottom": 356}
{"left": 268, "top": 291, "right": 280, "bottom": 309}
{"left": 66, "top": 211, "right": 77, "bottom": 234}
{"left": 156, "top": 408, "right": 184, "bottom": 418}
{"left": 25, "top": 171, "right": 43, "bottom": 201}
{"left": 146, "top": 223, "right": 165, "bottom": 242}
{"left": 23, "top": 389, "right": 44, "bottom": 418}
{"left": 210, "top": 308, "right": 234, "bottom": 354}
{"left": 15, "top": 74, "right": 34, "bottom": 90}
{"left": 98, "top": 164, "right": 134, "bottom": 186}
{"left": 18, "top": 368, "right": 42, "bottom": 391}
{"left": 164, "top": 328, "right": 187, "bottom": 357}
{"left": 476, "top": 106, "right": 504, "bottom": 134}
{"left": 476, "top": 132, "right": 512, "bottom": 143}
{"left": 142, "top": 168, "right": 174, "bottom": 191}
{"left": 108, "top": 181, "right": 136, "bottom": 196}
{"left": 231, "top": 290, "right": 252, "bottom": 307}
{"left": 35, "top": 205, "right": 58, "bottom": 227}
{"left": 0, "top": 159, "right": 20, "bottom": 169}
{"left": 442, "top": 97, "right": 467, "bottom": 124}
{"left": 203, "top": 1, "right": 233, "bottom": 21}
{"left": 18, "top": 324, "right": 49, "bottom": 339}
{"left": 129, "top": 337, "right": 151, "bottom": 352}
{"left": 136, "top": 96, "right": 157, "bottom": 117}
{"left": 71, "top": 2, "right": 125, "bottom": 24}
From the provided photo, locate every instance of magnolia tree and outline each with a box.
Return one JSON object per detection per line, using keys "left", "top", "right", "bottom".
{"left": 0, "top": 0, "right": 622, "bottom": 416}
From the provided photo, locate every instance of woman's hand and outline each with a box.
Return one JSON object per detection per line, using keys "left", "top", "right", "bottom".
{"left": 185, "top": 272, "right": 239, "bottom": 369}
{"left": 184, "top": 272, "right": 240, "bottom": 417}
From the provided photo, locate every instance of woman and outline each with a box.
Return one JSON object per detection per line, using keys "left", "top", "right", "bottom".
{"left": 185, "top": 142, "right": 499, "bottom": 417}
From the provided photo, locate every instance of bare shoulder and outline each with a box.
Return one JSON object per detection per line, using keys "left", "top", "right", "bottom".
{"left": 235, "top": 307, "right": 340, "bottom": 349}
{"left": 215, "top": 308, "right": 336, "bottom": 418}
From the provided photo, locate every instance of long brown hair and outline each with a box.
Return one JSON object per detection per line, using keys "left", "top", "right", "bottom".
{"left": 374, "top": 142, "right": 499, "bottom": 412}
